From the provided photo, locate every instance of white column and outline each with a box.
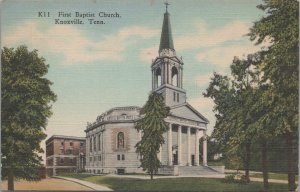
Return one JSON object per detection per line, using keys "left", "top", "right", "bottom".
{"left": 178, "top": 125, "right": 182, "bottom": 165}
{"left": 178, "top": 68, "right": 181, "bottom": 88}
{"left": 180, "top": 68, "right": 183, "bottom": 88}
{"left": 168, "top": 124, "right": 173, "bottom": 165}
{"left": 203, "top": 130, "right": 208, "bottom": 166}
{"left": 168, "top": 63, "right": 172, "bottom": 84}
{"left": 195, "top": 129, "right": 199, "bottom": 166}
{"left": 164, "top": 63, "right": 167, "bottom": 84}
{"left": 187, "top": 127, "right": 191, "bottom": 166}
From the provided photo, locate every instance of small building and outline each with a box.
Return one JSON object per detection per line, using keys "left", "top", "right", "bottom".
{"left": 45, "top": 135, "right": 86, "bottom": 176}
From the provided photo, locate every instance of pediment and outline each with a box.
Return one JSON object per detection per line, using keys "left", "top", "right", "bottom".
{"left": 169, "top": 103, "right": 208, "bottom": 123}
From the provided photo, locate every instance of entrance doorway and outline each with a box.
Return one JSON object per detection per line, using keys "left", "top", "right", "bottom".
{"left": 173, "top": 150, "right": 178, "bottom": 165}
{"left": 191, "top": 155, "right": 195, "bottom": 166}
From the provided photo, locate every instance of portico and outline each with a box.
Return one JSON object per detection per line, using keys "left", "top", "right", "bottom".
{"left": 163, "top": 119, "right": 207, "bottom": 167}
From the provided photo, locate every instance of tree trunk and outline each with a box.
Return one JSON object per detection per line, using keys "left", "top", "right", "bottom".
{"left": 244, "top": 142, "right": 251, "bottom": 183}
{"left": 8, "top": 167, "right": 14, "bottom": 191}
{"left": 261, "top": 139, "right": 269, "bottom": 192}
{"left": 285, "top": 132, "right": 296, "bottom": 192}
{"left": 150, "top": 171, "right": 153, "bottom": 180}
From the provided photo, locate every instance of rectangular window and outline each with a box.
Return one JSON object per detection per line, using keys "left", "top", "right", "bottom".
{"left": 173, "top": 92, "right": 176, "bottom": 101}
{"left": 60, "top": 158, "right": 64, "bottom": 164}
{"left": 69, "top": 158, "right": 73, "bottom": 163}
{"left": 61, "top": 140, "right": 64, "bottom": 146}
{"left": 117, "top": 154, "right": 120, "bottom": 160}
{"left": 99, "top": 155, "right": 101, "bottom": 161}
{"left": 122, "top": 154, "right": 125, "bottom": 160}
{"left": 93, "top": 136, "right": 96, "bottom": 151}
{"left": 98, "top": 134, "right": 101, "bottom": 151}
{"left": 80, "top": 141, "right": 84, "bottom": 147}
{"left": 90, "top": 157, "right": 92, "bottom": 163}
{"left": 70, "top": 141, "right": 73, "bottom": 146}
{"left": 191, "top": 128, "right": 196, "bottom": 134}
{"left": 177, "top": 93, "right": 179, "bottom": 102}
{"left": 90, "top": 138, "right": 92, "bottom": 152}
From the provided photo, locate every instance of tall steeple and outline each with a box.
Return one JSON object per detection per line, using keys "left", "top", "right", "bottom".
{"left": 159, "top": 2, "right": 174, "bottom": 52}
{"left": 151, "top": 3, "right": 186, "bottom": 107}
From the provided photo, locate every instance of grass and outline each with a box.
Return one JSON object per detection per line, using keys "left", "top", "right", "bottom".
{"left": 60, "top": 173, "right": 289, "bottom": 192}
{"left": 251, "top": 172, "right": 298, "bottom": 181}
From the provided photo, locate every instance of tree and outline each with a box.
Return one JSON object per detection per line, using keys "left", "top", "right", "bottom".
{"left": 1, "top": 46, "right": 57, "bottom": 191}
{"left": 248, "top": 1, "right": 299, "bottom": 190}
{"left": 204, "top": 54, "right": 264, "bottom": 183}
{"left": 135, "top": 92, "right": 169, "bottom": 180}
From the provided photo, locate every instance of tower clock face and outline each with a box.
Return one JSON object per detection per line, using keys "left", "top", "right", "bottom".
{"left": 160, "top": 48, "right": 175, "bottom": 57}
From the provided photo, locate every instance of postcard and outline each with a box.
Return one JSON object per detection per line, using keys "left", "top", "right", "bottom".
{"left": 1, "top": 0, "right": 298, "bottom": 191}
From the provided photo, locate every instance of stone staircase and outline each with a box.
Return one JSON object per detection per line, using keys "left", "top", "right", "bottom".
{"left": 178, "top": 165, "right": 221, "bottom": 176}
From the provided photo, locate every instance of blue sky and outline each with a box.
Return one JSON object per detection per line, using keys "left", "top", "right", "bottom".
{"left": 2, "top": 0, "right": 266, "bottom": 152}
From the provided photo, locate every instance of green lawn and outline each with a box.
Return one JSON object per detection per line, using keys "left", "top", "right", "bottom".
{"left": 251, "top": 172, "right": 298, "bottom": 181}
{"left": 60, "top": 173, "right": 289, "bottom": 192}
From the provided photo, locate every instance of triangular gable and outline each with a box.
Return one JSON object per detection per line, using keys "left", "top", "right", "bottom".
{"left": 170, "top": 103, "right": 209, "bottom": 123}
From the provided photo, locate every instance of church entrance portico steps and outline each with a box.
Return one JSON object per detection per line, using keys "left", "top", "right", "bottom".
{"left": 158, "top": 165, "right": 225, "bottom": 176}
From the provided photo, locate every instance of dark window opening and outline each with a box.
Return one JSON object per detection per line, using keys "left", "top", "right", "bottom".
{"left": 191, "top": 128, "right": 196, "bottom": 134}
{"left": 122, "top": 154, "right": 125, "bottom": 160}
{"left": 117, "top": 154, "right": 120, "bottom": 160}
{"left": 155, "top": 68, "right": 162, "bottom": 88}
{"left": 117, "top": 132, "right": 125, "bottom": 149}
{"left": 177, "top": 93, "right": 179, "bottom": 102}
{"left": 173, "top": 92, "right": 176, "bottom": 101}
{"left": 117, "top": 168, "right": 125, "bottom": 175}
{"left": 171, "top": 67, "right": 178, "bottom": 87}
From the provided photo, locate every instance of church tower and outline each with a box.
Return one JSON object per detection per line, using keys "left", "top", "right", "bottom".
{"left": 151, "top": 5, "right": 186, "bottom": 107}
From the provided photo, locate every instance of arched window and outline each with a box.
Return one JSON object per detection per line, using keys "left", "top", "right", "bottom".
{"left": 117, "top": 132, "right": 125, "bottom": 149}
{"left": 155, "top": 68, "right": 162, "bottom": 88}
{"left": 171, "top": 67, "right": 178, "bottom": 87}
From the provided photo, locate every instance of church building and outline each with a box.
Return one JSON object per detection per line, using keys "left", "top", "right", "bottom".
{"left": 85, "top": 6, "right": 211, "bottom": 175}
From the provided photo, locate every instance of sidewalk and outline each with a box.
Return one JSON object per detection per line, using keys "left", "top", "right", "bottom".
{"left": 107, "top": 173, "right": 225, "bottom": 179}
{"left": 54, "top": 176, "right": 113, "bottom": 191}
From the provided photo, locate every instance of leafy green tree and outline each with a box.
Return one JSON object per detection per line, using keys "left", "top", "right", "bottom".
{"left": 248, "top": 0, "right": 299, "bottom": 190}
{"left": 204, "top": 54, "right": 262, "bottom": 183}
{"left": 1, "top": 46, "right": 57, "bottom": 191}
{"left": 135, "top": 92, "right": 169, "bottom": 180}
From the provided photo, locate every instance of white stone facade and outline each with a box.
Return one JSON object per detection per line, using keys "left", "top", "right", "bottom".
{"left": 85, "top": 8, "right": 209, "bottom": 175}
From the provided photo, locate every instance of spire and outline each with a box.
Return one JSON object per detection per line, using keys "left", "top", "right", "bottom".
{"left": 159, "top": 2, "right": 174, "bottom": 53}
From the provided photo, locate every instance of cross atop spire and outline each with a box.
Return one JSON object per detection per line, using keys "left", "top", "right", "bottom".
{"left": 165, "top": 1, "right": 170, "bottom": 12}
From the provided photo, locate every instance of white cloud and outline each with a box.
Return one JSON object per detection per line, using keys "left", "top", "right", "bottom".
{"left": 3, "top": 22, "right": 159, "bottom": 65}
{"left": 189, "top": 97, "right": 214, "bottom": 112}
{"left": 194, "top": 73, "right": 213, "bottom": 87}
{"left": 196, "top": 43, "right": 261, "bottom": 68}
{"left": 139, "top": 46, "right": 158, "bottom": 63}
{"left": 175, "top": 20, "right": 250, "bottom": 51}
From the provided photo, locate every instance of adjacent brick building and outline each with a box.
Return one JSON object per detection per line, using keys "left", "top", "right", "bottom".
{"left": 45, "top": 135, "right": 86, "bottom": 176}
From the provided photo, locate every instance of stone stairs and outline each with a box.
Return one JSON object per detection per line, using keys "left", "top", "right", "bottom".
{"left": 178, "top": 165, "right": 221, "bottom": 175}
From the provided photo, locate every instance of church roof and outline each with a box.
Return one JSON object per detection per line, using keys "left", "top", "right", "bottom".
{"left": 169, "top": 103, "right": 209, "bottom": 124}
{"left": 159, "top": 10, "right": 174, "bottom": 52}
